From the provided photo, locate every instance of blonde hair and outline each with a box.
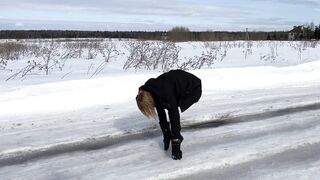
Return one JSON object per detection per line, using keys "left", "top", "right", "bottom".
{"left": 136, "top": 90, "right": 157, "bottom": 119}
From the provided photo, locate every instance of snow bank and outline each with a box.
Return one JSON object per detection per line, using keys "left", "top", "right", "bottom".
{"left": 1, "top": 60, "right": 320, "bottom": 116}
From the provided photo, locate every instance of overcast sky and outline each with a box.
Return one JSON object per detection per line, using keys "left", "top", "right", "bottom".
{"left": 1, "top": 0, "right": 319, "bottom": 31}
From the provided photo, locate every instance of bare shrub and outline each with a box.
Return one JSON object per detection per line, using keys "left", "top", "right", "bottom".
{"left": 0, "top": 41, "right": 41, "bottom": 70}
{"left": 260, "top": 42, "right": 278, "bottom": 63}
{"left": 244, "top": 41, "right": 253, "bottom": 59}
{"left": 0, "top": 42, "right": 28, "bottom": 60}
{"left": 6, "top": 40, "right": 62, "bottom": 79}
{"left": 61, "top": 40, "right": 104, "bottom": 60}
{"left": 123, "top": 40, "right": 181, "bottom": 71}
{"left": 179, "top": 42, "right": 228, "bottom": 70}
{"left": 98, "top": 40, "right": 120, "bottom": 62}
{"left": 37, "top": 41, "right": 62, "bottom": 75}
{"left": 0, "top": 42, "right": 27, "bottom": 69}
{"left": 309, "top": 40, "right": 319, "bottom": 48}
{"left": 89, "top": 40, "right": 121, "bottom": 77}
{"left": 6, "top": 60, "right": 42, "bottom": 81}
{"left": 289, "top": 41, "right": 312, "bottom": 61}
{"left": 151, "top": 41, "right": 181, "bottom": 71}
{"left": 87, "top": 41, "right": 102, "bottom": 59}
{"left": 0, "top": 58, "right": 7, "bottom": 70}
{"left": 62, "top": 41, "right": 87, "bottom": 59}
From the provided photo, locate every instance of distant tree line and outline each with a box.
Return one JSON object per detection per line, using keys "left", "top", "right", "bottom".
{"left": 0, "top": 29, "right": 289, "bottom": 41}
{"left": 0, "top": 30, "right": 165, "bottom": 40}
{"left": 168, "top": 27, "right": 289, "bottom": 41}
{"left": 305, "top": 22, "right": 320, "bottom": 40}
{"left": 0, "top": 23, "right": 319, "bottom": 41}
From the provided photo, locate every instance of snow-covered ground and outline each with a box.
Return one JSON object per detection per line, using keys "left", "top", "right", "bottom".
{"left": 0, "top": 40, "right": 320, "bottom": 179}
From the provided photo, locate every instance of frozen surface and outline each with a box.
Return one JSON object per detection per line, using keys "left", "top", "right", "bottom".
{"left": 0, "top": 40, "right": 320, "bottom": 180}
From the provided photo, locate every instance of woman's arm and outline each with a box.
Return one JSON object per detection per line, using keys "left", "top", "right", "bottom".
{"left": 156, "top": 106, "right": 167, "bottom": 124}
{"left": 168, "top": 106, "right": 182, "bottom": 139}
{"left": 168, "top": 105, "right": 183, "bottom": 160}
{"left": 156, "top": 106, "right": 171, "bottom": 151}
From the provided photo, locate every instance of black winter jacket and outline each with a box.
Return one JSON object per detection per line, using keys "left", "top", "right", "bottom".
{"left": 139, "top": 70, "right": 202, "bottom": 138}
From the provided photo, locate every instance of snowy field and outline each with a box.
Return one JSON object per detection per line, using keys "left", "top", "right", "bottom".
{"left": 0, "top": 39, "right": 320, "bottom": 179}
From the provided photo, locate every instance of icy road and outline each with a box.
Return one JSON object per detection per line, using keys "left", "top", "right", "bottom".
{"left": 0, "top": 85, "right": 320, "bottom": 179}
{"left": 1, "top": 59, "right": 320, "bottom": 179}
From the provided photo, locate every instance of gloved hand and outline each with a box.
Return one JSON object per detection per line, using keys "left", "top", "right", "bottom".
{"left": 171, "top": 138, "right": 183, "bottom": 160}
{"left": 160, "top": 123, "right": 172, "bottom": 151}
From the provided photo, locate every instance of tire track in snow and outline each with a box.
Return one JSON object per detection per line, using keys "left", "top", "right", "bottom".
{"left": 1, "top": 102, "right": 320, "bottom": 167}
{"left": 185, "top": 110, "right": 320, "bottom": 154}
{"left": 180, "top": 142, "right": 320, "bottom": 180}
{"left": 155, "top": 127, "right": 320, "bottom": 180}
{"left": 186, "top": 101, "right": 320, "bottom": 128}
